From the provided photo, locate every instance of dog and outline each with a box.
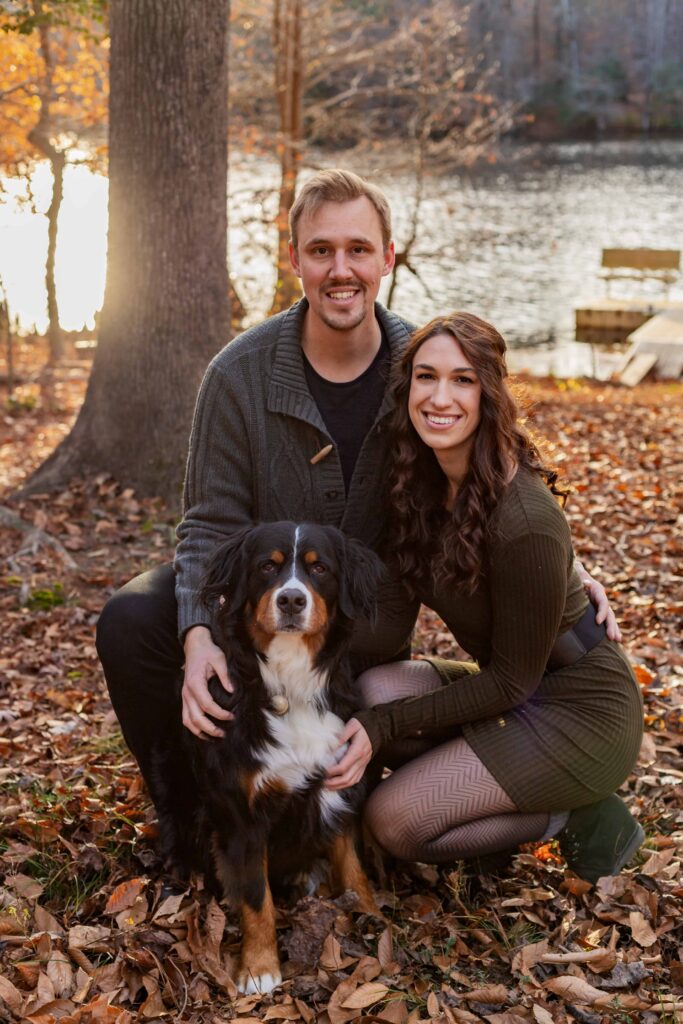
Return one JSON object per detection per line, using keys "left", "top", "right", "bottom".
{"left": 160, "top": 521, "right": 384, "bottom": 995}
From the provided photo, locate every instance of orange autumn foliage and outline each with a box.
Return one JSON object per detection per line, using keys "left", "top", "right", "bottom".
{"left": 0, "top": 24, "right": 109, "bottom": 178}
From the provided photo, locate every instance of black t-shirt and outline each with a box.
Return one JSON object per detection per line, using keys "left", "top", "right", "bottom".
{"left": 303, "top": 328, "right": 390, "bottom": 493}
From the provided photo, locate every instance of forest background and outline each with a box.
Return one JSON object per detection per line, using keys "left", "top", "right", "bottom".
{"left": 0, "top": 2, "right": 682, "bottom": 1023}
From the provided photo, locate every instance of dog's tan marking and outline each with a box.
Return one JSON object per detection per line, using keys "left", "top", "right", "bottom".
{"left": 237, "top": 854, "right": 281, "bottom": 994}
{"left": 329, "top": 832, "right": 379, "bottom": 915}
{"left": 301, "top": 631, "right": 326, "bottom": 659}
{"left": 247, "top": 595, "right": 277, "bottom": 649}
{"left": 303, "top": 550, "right": 319, "bottom": 565}
{"left": 307, "top": 589, "right": 329, "bottom": 634}
{"left": 268, "top": 550, "right": 286, "bottom": 565}
{"left": 255, "top": 776, "right": 289, "bottom": 803}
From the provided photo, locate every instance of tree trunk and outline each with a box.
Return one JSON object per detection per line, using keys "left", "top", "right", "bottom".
{"left": 269, "top": 0, "right": 303, "bottom": 315}
{"left": 23, "top": 0, "right": 230, "bottom": 508}
{"left": 28, "top": 8, "right": 64, "bottom": 364}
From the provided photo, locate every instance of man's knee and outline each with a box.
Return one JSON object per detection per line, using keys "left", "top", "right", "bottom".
{"left": 96, "top": 564, "right": 178, "bottom": 669}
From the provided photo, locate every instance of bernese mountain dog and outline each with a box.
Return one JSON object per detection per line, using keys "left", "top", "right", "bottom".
{"left": 159, "top": 521, "right": 384, "bottom": 995}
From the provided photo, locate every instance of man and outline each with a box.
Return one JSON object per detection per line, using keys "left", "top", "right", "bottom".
{"left": 97, "top": 170, "right": 618, "bottom": 860}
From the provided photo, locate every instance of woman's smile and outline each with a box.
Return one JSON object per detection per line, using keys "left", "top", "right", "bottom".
{"left": 408, "top": 333, "right": 482, "bottom": 469}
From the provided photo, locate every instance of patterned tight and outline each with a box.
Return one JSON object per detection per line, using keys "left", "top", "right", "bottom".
{"left": 359, "top": 661, "right": 550, "bottom": 862}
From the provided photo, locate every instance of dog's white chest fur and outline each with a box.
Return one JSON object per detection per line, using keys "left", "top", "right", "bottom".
{"left": 254, "top": 635, "right": 348, "bottom": 823}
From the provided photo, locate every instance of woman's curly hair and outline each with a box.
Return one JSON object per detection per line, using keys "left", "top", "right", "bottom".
{"left": 388, "top": 311, "right": 566, "bottom": 596}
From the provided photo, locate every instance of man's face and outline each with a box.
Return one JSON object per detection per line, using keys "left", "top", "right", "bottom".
{"left": 289, "top": 197, "right": 395, "bottom": 335}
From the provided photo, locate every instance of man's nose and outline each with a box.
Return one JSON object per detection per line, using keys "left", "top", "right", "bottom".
{"left": 329, "top": 250, "right": 353, "bottom": 279}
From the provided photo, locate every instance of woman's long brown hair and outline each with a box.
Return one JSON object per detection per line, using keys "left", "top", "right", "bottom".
{"left": 388, "top": 312, "right": 566, "bottom": 595}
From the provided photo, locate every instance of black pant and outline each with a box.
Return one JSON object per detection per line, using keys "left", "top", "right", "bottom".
{"left": 95, "top": 563, "right": 193, "bottom": 811}
{"left": 96, "top": 561, "right": 419, "bottom": 815}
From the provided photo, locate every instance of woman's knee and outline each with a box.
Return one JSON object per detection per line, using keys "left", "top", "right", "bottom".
{"left": 356, "top": 666, "right": 392, "bottom": 709}
{"left": 364, "top": 782, "right": 422, "bottom": 860}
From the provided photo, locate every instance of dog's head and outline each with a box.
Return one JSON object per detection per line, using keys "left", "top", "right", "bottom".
{"left": 201, "top": 522, "right": 384, "bottom": 646}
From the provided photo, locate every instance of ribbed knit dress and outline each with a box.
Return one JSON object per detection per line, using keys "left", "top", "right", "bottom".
{"left": 354, "top": 468, "right": 644, "bottom": 812}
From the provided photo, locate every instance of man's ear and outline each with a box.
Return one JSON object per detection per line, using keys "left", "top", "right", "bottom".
{"left": 289, "top": 240, "right": 302, "bottom": 278}
{"left": 200, "top": 526, "right": 253, "bottom": 613}
{"left": 381, "top": 240, "right": 396, "bottom": 277}
{"left": 338, "top": 538, "right": 386, "bottom": 623}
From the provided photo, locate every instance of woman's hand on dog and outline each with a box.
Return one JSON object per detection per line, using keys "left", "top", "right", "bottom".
{"left": 182, "top": 626, "right": 234, "bottom": 739}
{"left": 325, "top": 718, "right": 372, "bottom": 790}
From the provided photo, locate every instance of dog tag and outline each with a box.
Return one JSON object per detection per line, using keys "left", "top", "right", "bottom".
{"left": 271, "top": 695, "right": 289, "bottom": 715}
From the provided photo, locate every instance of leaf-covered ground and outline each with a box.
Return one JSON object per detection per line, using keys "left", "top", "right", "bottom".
{"left": 1, "top": 340, "right": 681, "bottom": 1024}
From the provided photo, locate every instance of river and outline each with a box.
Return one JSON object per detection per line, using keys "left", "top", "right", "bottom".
{"left": 2, "top": 140, "right": 682, "bottom": 377}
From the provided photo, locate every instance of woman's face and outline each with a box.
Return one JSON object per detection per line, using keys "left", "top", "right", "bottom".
{"left": 408, "top": 333, "right": 482, "bottom": 462}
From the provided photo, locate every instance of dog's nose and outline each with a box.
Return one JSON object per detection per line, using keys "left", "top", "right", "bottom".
{"left": 276, "top": 589, "right": 307, "bottom": 613}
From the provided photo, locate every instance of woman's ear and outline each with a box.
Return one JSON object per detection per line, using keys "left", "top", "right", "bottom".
{"left": 338, "top": 537, "right": 386, "bottom": 623}
{"left": 200, "top": 525, "right": 253, "bottom": 613}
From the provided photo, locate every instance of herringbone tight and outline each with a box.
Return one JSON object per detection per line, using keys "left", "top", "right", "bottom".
{"left": 359, "top": 661, "right": 550, "bottom": 862}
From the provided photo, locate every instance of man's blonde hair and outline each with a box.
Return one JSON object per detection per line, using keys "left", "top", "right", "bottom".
{"left": 289, "top": 169, "right": 392, "bottom": 250}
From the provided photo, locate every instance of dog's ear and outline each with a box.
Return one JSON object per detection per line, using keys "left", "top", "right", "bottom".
{"left": 200, "top": 525, "right": 253, "bottom": 614}
{"left": 338, "top": 537, "right": 386, "bottom": 623}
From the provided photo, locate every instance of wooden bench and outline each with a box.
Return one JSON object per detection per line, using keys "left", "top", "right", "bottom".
{"left": 601, "top": 248, "right": 680, "bottom": 295}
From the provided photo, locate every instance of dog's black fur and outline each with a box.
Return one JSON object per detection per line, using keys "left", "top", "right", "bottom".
{"left": 155, "top": 521, "right": 384, "bottom": 993}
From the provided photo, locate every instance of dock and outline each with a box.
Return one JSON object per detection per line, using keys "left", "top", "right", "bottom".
{"left": 617, "top": 308, "right": 683, "bottom": 384}
{"left": 575, "top": 297, "right": 683, "bottom": 342}
{"left": 575, "top": 248, "right": 683, "bottom": 382}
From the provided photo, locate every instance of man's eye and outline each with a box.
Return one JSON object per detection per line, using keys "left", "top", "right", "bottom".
{"left": 310, "top": 562, "right": 327, "bottom": 576}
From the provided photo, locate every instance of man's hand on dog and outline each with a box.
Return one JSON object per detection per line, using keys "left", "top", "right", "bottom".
{"left": 325, "top": 718, "right": 372, "bottom": 790}
{"left": 182, "top": 626, "right": 234, "bottom": 739}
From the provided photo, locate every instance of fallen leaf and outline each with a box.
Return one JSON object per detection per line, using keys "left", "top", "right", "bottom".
{"left": 340, "top": 981, "right": 389, "bottom": 1009}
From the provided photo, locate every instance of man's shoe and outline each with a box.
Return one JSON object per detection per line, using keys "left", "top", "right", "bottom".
{"left": 557, "top": 794, "right": 644, "bottom": 885}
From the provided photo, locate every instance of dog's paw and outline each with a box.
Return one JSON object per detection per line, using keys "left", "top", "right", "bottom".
{"left": 237, "top": 968, "right": 282, "bottom": 995}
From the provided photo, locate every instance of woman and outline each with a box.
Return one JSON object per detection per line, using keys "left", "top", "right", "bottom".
{"left": 326, "top": 312, "right": 644, "bottom": 884}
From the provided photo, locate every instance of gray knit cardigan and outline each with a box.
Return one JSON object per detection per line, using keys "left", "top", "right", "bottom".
{"left": 174, "top": 298, "right": 414, "bottom": 639}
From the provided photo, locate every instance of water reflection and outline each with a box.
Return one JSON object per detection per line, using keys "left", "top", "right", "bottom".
{"left": 1, "top": 140, "right": 681, "bottom": 378}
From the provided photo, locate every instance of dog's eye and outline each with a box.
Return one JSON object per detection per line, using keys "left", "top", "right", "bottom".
{"left": 309, "top": 562, "right": 328, "bottom": 576}
{"left": 260, "top": 560, "right": 278, "bottom": 575}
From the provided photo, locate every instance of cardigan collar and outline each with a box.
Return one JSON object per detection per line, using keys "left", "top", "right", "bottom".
{"left": 267, "top": 298, "right": 413, "bottom": 430}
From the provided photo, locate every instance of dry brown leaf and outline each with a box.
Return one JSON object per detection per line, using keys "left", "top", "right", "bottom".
{"left": 7, "top": 873, "right": 45, "bottom": 899}
{"left": 544, "top": 975, "right": 605, "bottom": 1004}
{"left": 340, "top": 981, "right": 389, "bottom": 1009}
{"left": 483, "top": 1015, "right": 529, "bottom": 1024}
{"left": 263, "top": 1004, "right": 302, "bottom": 1020}
{"left": 511, "top": 939, "right": 549, "bottom": 974}
{"left": 531, "top": 1006, "right": 554, "bottom": 1024}
{"left": 0, "top": 974, "right": 24, "bottom": 1013}
{"left": 104, "top": 877, "right": 147, "bottom": 916}
{"left": 640, "top": 847, "right": 676, "bottom": 876}
{"left": 427, "top": 991, "right": 440, "bottom": 1016}
{"left": 628, "top": 910, "right": 658, "bottom": 947}
{"left": 34, "top": 905, "right": 64, "bottom": 934}
{"left": 373, "top": 999, "right": 409, "bottom": 1023}
{"left": 377, "top": 924, "right": 394, "bottom": 968}
{"left": 139, "top": 986, "right": 167, "bottom": 1018}
{"left": 115, "top": 894, "right": 148, "bottom": 930}
{"left": 47, "top": 950, "right": 75, "bottom": 998}
{"left": 68, "top": 924, "right": 112, "bottom": 950}
{"left": 462, "top": 985, "right": 509, "bottom": 1004}
{"left": 320, "top": 932, "right": 355, "bottom": 970}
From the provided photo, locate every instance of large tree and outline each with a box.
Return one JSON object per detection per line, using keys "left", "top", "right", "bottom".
{"left": 23, "top": 0, "right": 230, "bottom": 506}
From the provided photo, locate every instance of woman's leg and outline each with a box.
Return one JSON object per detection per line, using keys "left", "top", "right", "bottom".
{"left": 357, "top": 660, "right": 462, "bottom": 768}
{"left": 364, "top": 734, "right": 549, "bottom": 862}
{"left": 358, "top": 660, "right": 550, "bottom": 862}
